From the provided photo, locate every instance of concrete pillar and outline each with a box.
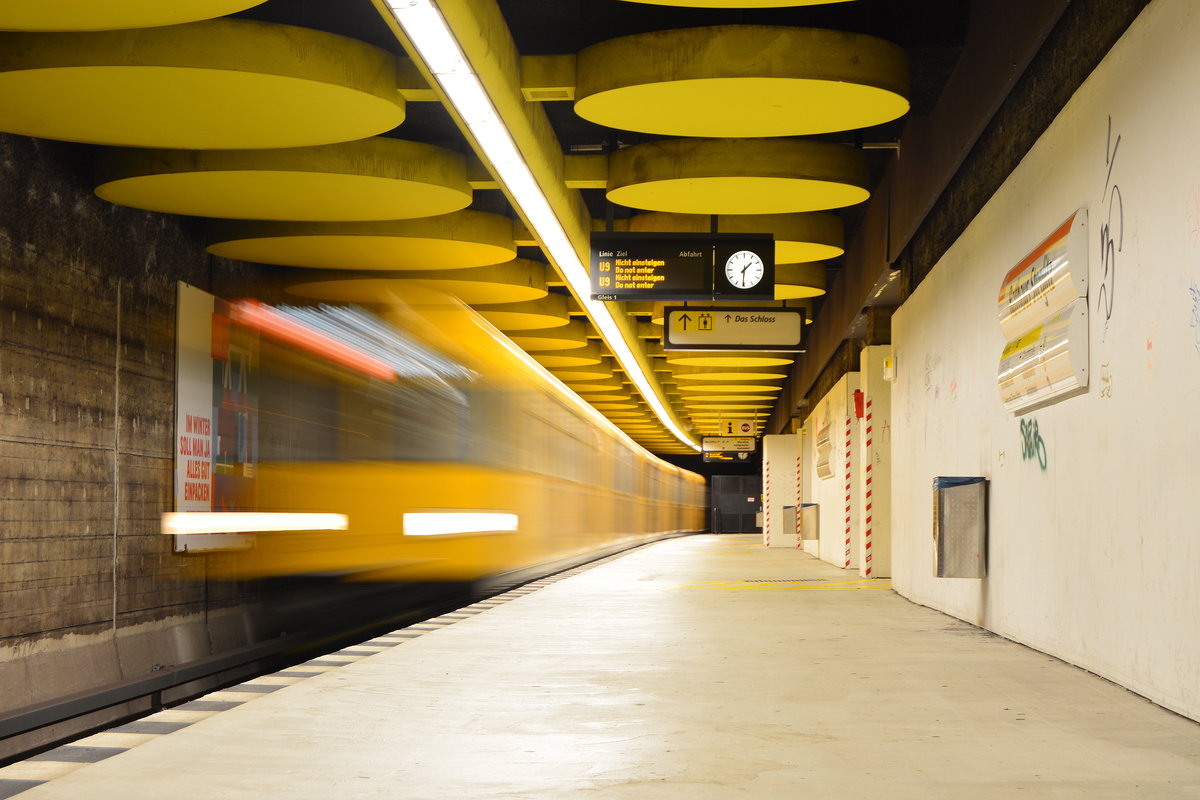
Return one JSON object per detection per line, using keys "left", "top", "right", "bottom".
{"left": 858, "top": 345, "right": 894, "bottom": 578}
{"left": 761, "top": 434, "right": 800, "bottom": 548}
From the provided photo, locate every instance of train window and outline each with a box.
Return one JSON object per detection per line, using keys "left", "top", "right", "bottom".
{"left": 340, "top": 377, "right": 468, "bottom": 462}
{"left": 257, "top": 367, "right": 340, "bottom": 462}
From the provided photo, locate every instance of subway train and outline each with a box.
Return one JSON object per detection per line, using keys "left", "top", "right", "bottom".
{"left": 167, "top": 286, "right": 707, "bottom": 589}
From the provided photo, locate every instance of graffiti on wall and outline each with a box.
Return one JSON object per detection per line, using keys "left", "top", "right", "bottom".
{"left": 1098, "top": 115, "right": 1123, "bottom": 338}
{"left": 1190, "top": 283, "right": 1200, "bottom": 355}
{"left": 1020, "top": 417, "right": 1048, "bottom": 471}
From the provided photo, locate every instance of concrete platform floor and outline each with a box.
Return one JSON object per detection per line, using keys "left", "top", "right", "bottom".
{"left": 5, "top": 534, "right": 1200, "bottom": 799}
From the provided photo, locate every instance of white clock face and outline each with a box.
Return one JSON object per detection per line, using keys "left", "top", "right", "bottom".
{"left": 725, "top": 250, "right": 764, "bottom": 289}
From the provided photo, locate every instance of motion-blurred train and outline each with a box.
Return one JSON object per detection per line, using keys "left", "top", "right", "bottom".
{"left": 167, "top": 287, "right": 707, "bottom": 588}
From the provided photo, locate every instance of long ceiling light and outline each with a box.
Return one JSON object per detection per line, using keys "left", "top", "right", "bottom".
{"left": 384, "top": 0, "right": 699, "bottom": 451}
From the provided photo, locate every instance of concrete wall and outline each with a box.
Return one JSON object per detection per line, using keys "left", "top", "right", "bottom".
{"left": 801, "top": 373, "right": 860, "bottom": 570}
{"left": 891, "top": 0, "right": 1200, "bottom": 720}
{"left": 0, "top": 132, "right": 269, "bottom": 718}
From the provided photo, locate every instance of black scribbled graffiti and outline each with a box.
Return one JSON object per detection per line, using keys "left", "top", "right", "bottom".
{"left": 1098, "top": 116, "right": 1122, "bottom": 336}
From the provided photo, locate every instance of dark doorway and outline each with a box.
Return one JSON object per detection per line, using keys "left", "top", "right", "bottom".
{"left": 711, "top": 475, "right": 762, "bottom": 534}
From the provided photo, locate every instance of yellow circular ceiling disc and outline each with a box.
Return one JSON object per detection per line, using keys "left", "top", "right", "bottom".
{"left": 608, "top": 138, "right": 868, "bottom": 215}
{"left": 776, "top": 262, "right": 828, "bottom": 299}
{"left": 475, "top": 295, "right": 570, "bottom": 331}
{"left": 287, "top": 261, "right": 547, "bottom": 307}
{"left": 577, "top": 26, "right": 907, "bottom": 138}
{"left": 95, "top": 139, "right": 471, "bottom": 221}
{"left": 208, "top": 212, "right": 516, "bottom": 271}
{"left": 0, "top": 1, "right": 268, "bottom": 30}
{"left": 629, "top": 211, "right": 843, "bottom": 263}
{"left": 691, "top": 402, "right": 772, "bottom": 410}
{"left": 592, "top": 402, "right": 640, "bottom": 411}
{"left": 0, "top": 20, "right": 404, "bottom": 149}
{"left": 675, "top": 371, "right": 788, "bottom": 382}
{"left": 533, "top": 344, "right": 604, "bottom": 368}
{"left": 552, "top": 367, "right": 615, "bottom": 382}
{"left": 617, "top": 0, "right": 851, "bottom": 6}
{"left": 667, "top": 354, "right": 793, "bottom": 367}
{"left": 684, "top": 395, "right": 777, "bottom": 403}
{"left": 611, "top": 176, "right": 867, "bottom": 216}
{"left": 568, "top": 381, "right": 625, "bottom": 393}
{"left": 509, "top": 321, "right": 590, "bottom": 351}
{"left": 682, "top": 384, "right": 783, "bottom": 394}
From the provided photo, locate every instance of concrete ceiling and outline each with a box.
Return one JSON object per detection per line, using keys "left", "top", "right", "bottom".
{"left": 0, "top": 0, "right": 1085, "bottom": 458}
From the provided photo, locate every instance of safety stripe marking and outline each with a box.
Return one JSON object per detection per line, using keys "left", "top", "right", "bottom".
{"left": 864, "top": 398, "right": 874, "bottom": 577}
{"left": 844, "top": 416, "right": 852, "bottom": 568}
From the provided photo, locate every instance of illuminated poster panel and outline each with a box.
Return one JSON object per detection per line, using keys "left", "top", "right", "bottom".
{"left": 996, "top": 211, "right": 1089, "bottom": 414}
{"left": 173, "top": 282, "right": 253, "bottom": 552}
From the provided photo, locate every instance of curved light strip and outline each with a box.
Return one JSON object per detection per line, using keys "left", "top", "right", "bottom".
{"left": 384, "top": 0, "right": 699, "bottom": 452}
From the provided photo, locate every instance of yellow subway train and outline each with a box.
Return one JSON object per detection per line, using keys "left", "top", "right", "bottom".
{"left": 168, "top": 287, "right": 707, "bottom": 585}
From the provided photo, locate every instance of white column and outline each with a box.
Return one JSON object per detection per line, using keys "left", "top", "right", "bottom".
{"left": 762, "top": 434, "right": 799, "bottom": 548}
{"left": 859, "top": 345, "right": 894, "bottom": 578}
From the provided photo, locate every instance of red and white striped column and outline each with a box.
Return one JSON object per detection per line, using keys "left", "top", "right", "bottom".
{"left": 843, "top": 416, "right": 853, "bottom": 568}
{"left": 863, "top": 399, "right": 874, "bottom": 577}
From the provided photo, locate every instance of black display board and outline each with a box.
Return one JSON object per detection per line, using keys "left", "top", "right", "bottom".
{"left": 590, "top": 232, "right": 774, "bottom": 301}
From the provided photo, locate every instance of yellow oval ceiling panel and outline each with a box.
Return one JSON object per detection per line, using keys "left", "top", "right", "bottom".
{"left": 568, "top": 381, "right": 625, "bottom": 394}
{"left": 577, "top": 26, "right": 907, "bottom": 138}
{"left": 667, "top": 354, "right": 793, "bottom": 367}
{"left": 95, "top": 139, "right": 470, "bottom": 221}
{"left": 629, "top": 211, "right": 843, "bottom": 263}
{"left": 689, "top": 402, "right": 775, "bottom": 410}
{"left": 475, "top": 295, "right": 570, "bottom": 331}
{"left": 675, "top": 371, "right": 788, "bottom": 382}
{"left": 207, "top": 211, "right": 516, "bottom": 271}
{"left": 553, "top": 367, "right": 615, "bottom": 382}
{"left": 682, "top": 384, "right": 784, "bottom": 394}
{"left": 776, "top": 262, "right": 828, "bottom": 299}
{"left": 608, "top": 139, "right": 868, "bottom": 214}
{"left": 0, "top": 20, "right": 404, "bottom": 149}
{"left": 617, "top": 0, "right": 850, "bottom": 6}
{"left": 532, "top": 343, "right": 604, "bottom": 368}
{"left": 287, "top": 260, "right": 546, "bottom": 306}
{"left": 509, "top": 321, "right": 590, "bottom": 351}
{"left": 0, "top": 1, "right": 268, "bottom": 31}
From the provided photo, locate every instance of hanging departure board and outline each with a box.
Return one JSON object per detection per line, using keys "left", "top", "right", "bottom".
{"left": 590, "top": 232, "right": 774, "bottom": 301}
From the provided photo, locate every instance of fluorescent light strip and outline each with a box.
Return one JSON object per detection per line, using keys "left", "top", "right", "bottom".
{"left": 162, "top": 512, "right": 349, "bottom": 535}
{"left": 403, "top": 512, "right": 518, "bottom": 537}
{"left": 387, "top": 0, "right": 698, "bottom": 451}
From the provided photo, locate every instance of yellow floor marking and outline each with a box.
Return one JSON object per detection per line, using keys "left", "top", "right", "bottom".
{"left": 678, "top": 579, "right": 892, "bottom": 591}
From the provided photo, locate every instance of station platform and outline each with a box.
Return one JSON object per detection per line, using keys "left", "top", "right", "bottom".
{"left": 4, "top": 534, "right": 1200, "bottom": 799}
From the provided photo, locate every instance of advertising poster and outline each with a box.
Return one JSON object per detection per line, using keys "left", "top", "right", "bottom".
{"left": 173, "top": 282, "right": 255, "bottom": 552}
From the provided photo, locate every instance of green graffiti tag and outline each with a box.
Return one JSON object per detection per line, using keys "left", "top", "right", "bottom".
{"left": 1020, "top": 418, "right": 1047, "bottom": 471}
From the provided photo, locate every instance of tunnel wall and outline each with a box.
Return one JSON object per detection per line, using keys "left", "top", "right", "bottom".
{"left": 0, "top": 132, "right": 268, "bottom": 719}
{"left": 891, "top": 0, "right": 1200, "bottom": 720}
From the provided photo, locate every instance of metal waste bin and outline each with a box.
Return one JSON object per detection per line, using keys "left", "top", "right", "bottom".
{"left": 933, "top": 477, "right": 987, "bottom": 578}
{"left": 799, "top": 503, "right": 819, "bottom": 541}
